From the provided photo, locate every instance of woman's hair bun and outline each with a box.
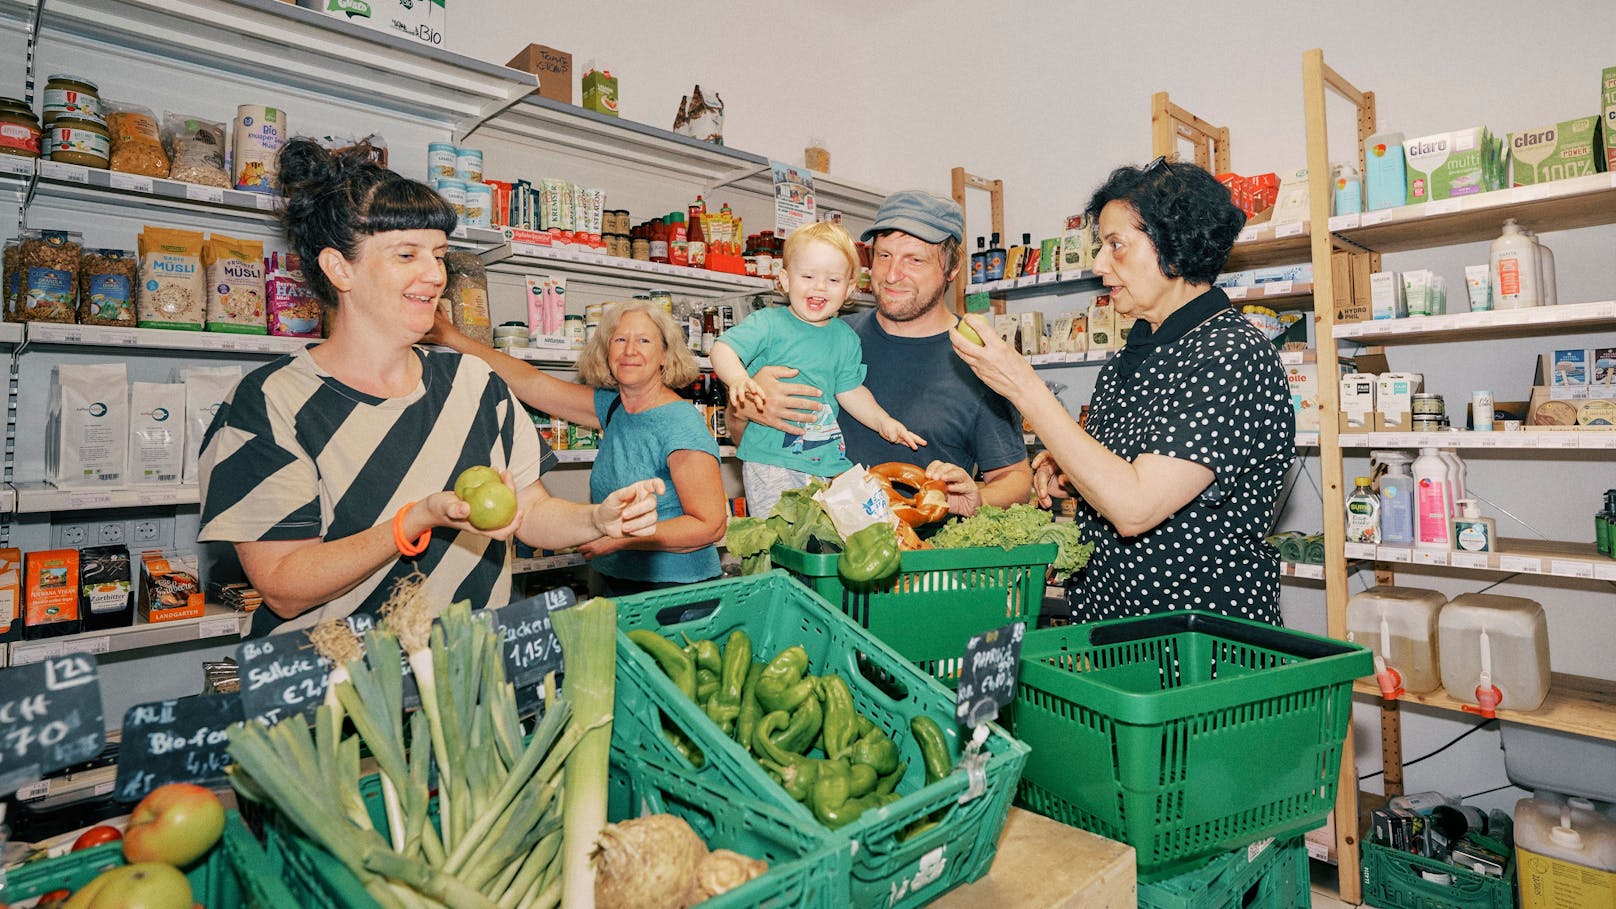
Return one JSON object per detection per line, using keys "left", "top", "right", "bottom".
{"left": 276, "top": 138, "right": 340, "bottom": 198}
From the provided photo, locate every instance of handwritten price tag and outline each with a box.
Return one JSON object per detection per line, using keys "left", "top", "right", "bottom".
{"left": 0, "top": 655, "right": 104, "bottom": 797}
{"left": 957, "top": 622, "right": 1025, "bottom": 727}
{"left": 495, "top": 588, "right": 576, "bottom": 716}
{"left": 114, "top": 693, "right": 242, "bottom": 802}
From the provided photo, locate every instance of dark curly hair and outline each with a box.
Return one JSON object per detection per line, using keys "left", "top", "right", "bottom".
{"left": 1085, "top": 159, "right": 1245, "bottom": 285}
{"left": 277, "top": 138, "right": 457, "bottom": 308}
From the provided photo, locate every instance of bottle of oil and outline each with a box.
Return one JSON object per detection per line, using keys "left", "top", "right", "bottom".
{"left": 983, "top": 232, "right": 1006, "bottom": 281}
{"left": 971, "top": 236, "right": 987, "bottom": 284}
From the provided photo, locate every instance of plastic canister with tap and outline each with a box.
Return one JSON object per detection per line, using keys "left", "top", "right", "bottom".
{"left": 1513, "top": 793, "right": 1616, "bottom": 909}
{"left": 1348, "top": 585, "right": 1446, "bottom": 697}
{"left": 1438, "top": 593, "right": 1550, "bottom": 717}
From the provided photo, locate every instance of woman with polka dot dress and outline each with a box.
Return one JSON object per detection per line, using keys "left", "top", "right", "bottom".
{"left": 951, "top": 158, "right": 1294, "bottom": 624}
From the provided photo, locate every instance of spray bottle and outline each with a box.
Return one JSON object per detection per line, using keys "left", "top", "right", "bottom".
{"left": 1376, "top": 451, "right": 1416, "bottom": 544}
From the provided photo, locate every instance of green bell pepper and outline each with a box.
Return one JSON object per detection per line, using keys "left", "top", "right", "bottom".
{"left": 838, "top": 523, "right": 901, "bottom": 586}
{"left": 684, "top": 635, "right": 722, "bottom": 675}
{"left": 754, "top": 711, "right": 820, "bottom": 803}
{"left": 735, "top": 662, "right": 765, "bottom": 749}
{"left": 848, "top": 762, "right": 879, "bottom": 798}
{"left": 628, "top": 629, "right": 697, "bottom": 702}
{"left": 811, "top": 758, "right": 853, "bottom": 826}
{"left": 695, "top": 668, "right": 719, "bottom": 702}
{"left": 849, "top": 725, "right": 902, "bottom": 776}
{"left": 911, "top": 715, "right": 953, "bottom": 785}
{"left": 756, "top": 645, "right": 815, "bottom": 713}
{"left": 818, "top": 674, "right": 857, "bottom": 760}
{"left": 771, "top": 690, "right": 823, "bottom": 755}
{"left": 704, "top": 629, "right": 751, "bottom": 734}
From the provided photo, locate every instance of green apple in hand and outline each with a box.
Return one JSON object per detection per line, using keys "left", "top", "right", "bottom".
{"left": 463, "top": 479, "right": 518, "bottom": 530}
{"left": 453, "top": 465, "right": 503, "bottom": 500}
{"left": 121, "top": 782, "right": 225, "bottom": 867}
{"left": 63, "top": 862, "right": 192, "bottom": 909}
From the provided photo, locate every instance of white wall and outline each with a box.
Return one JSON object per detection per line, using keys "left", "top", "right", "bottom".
{"left": 445, "top": 2, "right": 1616, "bottom": 817}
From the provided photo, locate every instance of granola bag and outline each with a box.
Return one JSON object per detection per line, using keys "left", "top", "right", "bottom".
{"left": 137, "top": 226, "right": 206, "bottom": 330}
{"left": 106, "top": 101, "right": 170, "bottom": 178}
{"left": 162, "top": 114, "right": 229, "bottom": 188}
{"left": 17, "top": 229, "right": 83, "bottom": 324}
{"left": 203, "top": 233, "right": 266, "bottom": 333}
{"left": 78, "top": 248, "right": 138, "bottom": 326}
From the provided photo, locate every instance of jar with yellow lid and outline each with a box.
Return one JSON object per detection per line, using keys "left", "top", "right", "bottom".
{"left": 0, "top": 97, "right": 41, "bottom": 159}
{"left": 42, "top": 75, "right": 102, "bottom": 124}
{"left": 48, "top": 115, "right": 110, "bottom": 169}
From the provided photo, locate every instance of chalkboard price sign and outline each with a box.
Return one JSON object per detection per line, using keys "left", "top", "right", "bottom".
{"left": 956, "top": 621, "right": 1025, "bottom": 728}
{"left": 115, "top": 692, "right": 243, "bottom": 802}
{"left": 0, "top": 653, "right": 104, "bottom": 797}
{"left": 494, "top": 587, "right": 575, "bottom": 716}
{"left": 236, "top": 614, "right": 397, "bottom": 724}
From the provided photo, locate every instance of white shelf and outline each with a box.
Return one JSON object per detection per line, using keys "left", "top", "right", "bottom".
{"left": 7, "top": 603, "right": 247, "bottom": 665}
{"left": 1332, "top": 171, "right": 1616, "bottom": 253}
{"left": 1280, "top": 561, "right": 1326, "bottom": 580}
{"left": 1339, "top": 430, "right": 1616, "bottom": 450}
{"left": 967, "top": 270, "right": 1103, "bottom": 297}
{"left": 23, "top": 321, "right": 310, "bottom": 355}
{"left": 511, "top": 553, "right": 586, "bottom": 574}
{"left": 483, "top": 97, "right": 885, "bottom": 220}
{"left": 553, "top": 444, "right": 738, "bottom": 465}
{"left": 0, "top": 0, "right": 537, "bottom": 134}
{"left": 1224, "top": 281, "right": 1317, "bottom": 310}
{"left": 14, "top": 483, "right": 200, "bottom": 514}
{"left": 1341, "top": 539, "right": 1616, "bottom": 581}
{"left": 0, "top": 322, "right": 23, "bottom": 345}
{"left": 1333, "top": 299, "right": 1616, "bottom": 344}
{"left": 484, "top": 240, "right": 775, "bottom": 296}
{"left": 449, "top": 225, "right": 509, "bottom": 247}
{"left": 1028, "top": 351, "right": 1113, "bottom": 369}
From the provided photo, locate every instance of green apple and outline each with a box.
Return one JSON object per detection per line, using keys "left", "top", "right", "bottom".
{"left": 956, "top": 317, "right": 985, "bottom": 346}
{"left": 62, "top": 862, "right": 191, "bottom": 909}
{"left": 121, "top": 783, "right": 225, "bottom": 868}
{"left": 453, "top": 465, "right": 502, "bottom": 500}
{"left": 464, "top": 479, "right": 518, "bottom": 530}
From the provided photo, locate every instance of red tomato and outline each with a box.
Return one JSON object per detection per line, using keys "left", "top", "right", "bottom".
{"left": 71, "top": 825, "right": 124, "bottom": 851}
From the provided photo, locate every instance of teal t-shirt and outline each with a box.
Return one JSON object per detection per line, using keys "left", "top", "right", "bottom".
{"left": 588, "top": 389, "right": 721, "bottom": 583}
{"left": 718, "top": 305, "right": 866, "bottom": 477}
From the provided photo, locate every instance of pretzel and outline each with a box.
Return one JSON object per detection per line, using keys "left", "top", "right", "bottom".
{"left": 868, "top": 462, "right": 950, "bottom": 527}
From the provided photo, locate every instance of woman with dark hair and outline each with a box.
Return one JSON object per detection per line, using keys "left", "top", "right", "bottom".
{"left": 952, "top": 158, "right": 1294, "bottom": 624}
{"left": 429, "top": 299, "right": 726, "bottom": 597}
{"left": 196, "top": 138, "right": 662, "bottom": 636}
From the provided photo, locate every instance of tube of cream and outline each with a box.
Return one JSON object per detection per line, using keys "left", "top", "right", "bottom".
{"left": 1464, "top": 264, "right": 1491, "bottom": 312}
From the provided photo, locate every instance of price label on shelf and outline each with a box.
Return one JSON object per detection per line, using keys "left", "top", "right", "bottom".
{"left": 68, "top": 491, "right": 114, "bottom": 510}
{"left": 61, "top": 636, "right": 110, "bottom": 656}
{"left": 1450, "top": 552, "right": 1491, "bottom": 570}
{"left": 1537, "top": 433, "right": 1581, "bottom": 449}
{"left": 1377, "top": 546, "right": 1413, "bottom": 563}
{"left": 1514, "top": 183, "right": 1554, "bottom": 203}
{"left": 1412, "top": 549, "right": 1448, "bottom": 566}
{"left": 1499, "top": 555, "right": 1542, "bottom": 574}
{"left": 1265, "top": 280, "right": 1295, "bottom": 295}
{"left": 1295, "top": 563, "right": 1325, "bottom": 579}
{"left": 185, "top": 183, "right": 225, "bottom": 204}
{"left": 1086, "top": 350, "right": 1110, "bottom": 362}
{"left": 1224, "top": 286, "right": 1249, "bottom": 300}
{"left": 39, "top": 160, "right": 88, "bottom": 183}
{"left": 252, "top": 194, "right": 276, "bottom": 211}
{"left": 1344, "top": 542, "right": 1378, "bottom": 560}
{"left": 1582, "top": 434, "right": 1616, "bottom": 449}
{"left": 1597, "top": 564, "right": 1616, "bottom": 582}
{"left": 1273, "top": 221, "right": 1305, "bottom": 239}
{"left": 1016, "top": 275, "right": 1037, "bottom": 288}
{"left": 1360, "top": 210, "right": 1395, "bottom": 226}
{"left": 1036, "top": 272, "right": 1060, "bottom": 285}
{"left": 0, "top": 156, "right": 33, "bottom": 176}
{"left": 1328, "top": 214, "right": 1361, "bottom": 232}
{"left": 199, "top": 616, "right": 241, "bottom": 639}
{"left": 109, "top": 172, "right": 154, "bottom": 194}
{"left": 14, "top": 779, "right": 50, "bottom": 801}
{"left": 1423, "top": 198, "right": 1462, "bottom": 216}
{"left": 1236, "top": 227, "right": 1260, "bottom": 243}
{"left": 1550, "top": 560, "right": 1595, "bottom": 579}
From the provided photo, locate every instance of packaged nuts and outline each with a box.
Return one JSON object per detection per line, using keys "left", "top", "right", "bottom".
{"left": 79, "top": 248, "right": 138, "bottom": 326}
{"left": 18, "top": 229, "right": 83, "bottom": 323}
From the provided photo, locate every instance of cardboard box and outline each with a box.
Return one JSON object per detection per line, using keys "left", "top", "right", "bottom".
{"left": 1510, "top": 116, "right": 1606, "bottom": 185}
{"left": 1285, "top": 362, "right": 1320, "bottom": 431}
{"left": 1339, "top": 372, "right": 1377, "bottom": 432}
{"left": 1595, "top": 346, "right": 1616, "bottom": 386}
{"left": 1376, "top": 372, "right": 1422, "bottom": 431}
{"left": 139, "top": 550, "right": 205, "bottom": 624}
{"left": 1370, "top": 270, "right": 1406, "bottom": 320}
{"left": 1604, "top": 66, "right": 1616, "bottom": 172}
{"left": 1404, "top": 127, "right": 1506, "bottom": 202}
{"left": 298, "top": 0, "right": 447, "bottom": 49}
{"left": 0, "top": 548, "right": 20, "bottom": 641}
{"left": 507, "top": 43, "right": 573, "bottom": 105}
{"left": 1543, "top": 349, "right": 1591, "bottom": 385}
{"left": 581, "top": 67, "right": 619, "bottom": 117}
{"left": 1018, "top": 311, "right": 1045, "bottom": 356}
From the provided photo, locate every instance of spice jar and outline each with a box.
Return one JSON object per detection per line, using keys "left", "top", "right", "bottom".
{"left": 0, "top": 97, "right": 41, "bottom": 159}
{"left": 48, "top": 114, "right": 110, "bottom": 168}
{"left": 42, "top": 75, "right": 102, "bottom": 124}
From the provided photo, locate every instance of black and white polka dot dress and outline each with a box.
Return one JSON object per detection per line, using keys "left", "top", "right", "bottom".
{"left": 1067, "top": 304, "right": 1294, "bottom": 625}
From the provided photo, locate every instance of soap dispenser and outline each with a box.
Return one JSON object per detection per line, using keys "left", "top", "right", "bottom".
{"left": 1490, "top": 219, "right": 1541, "bottom": 309}
{"left": 1452, "top": 499, "right": 1496, "bottom": 552}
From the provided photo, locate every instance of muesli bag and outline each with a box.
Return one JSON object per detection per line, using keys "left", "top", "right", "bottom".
{"left": 47, "top": 362, "right": 128, "bottom": 488}
{"left": 203, "top": 233, "right": 266, "bottom": 333}
{"left": 137, "top": 226, "right": 206, "bottom": 330}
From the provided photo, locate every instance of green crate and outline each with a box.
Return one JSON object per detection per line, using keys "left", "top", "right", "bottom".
{"left": 1010, "top": 610, "right": 1371, "bottom": 882}
{"left": 0, "top": 810, "right": 297, "bottom": 907}
{"left": 267, "top": 743, "right": 844, "bottom": 909}
{"left": 1139, "top": 835, "right": 1311, "bottom": 909}
{"left": 609, "top": 750, "right": 850, "bottom": 909}
{"left": 771, "top": 541, "right": 1056, "bottom": 685}
{"left": 613, "top": 570, "right": 1030, "bottom": 908}
{"left": 1362, "top": 840, "right": 1516, "bottom": 909}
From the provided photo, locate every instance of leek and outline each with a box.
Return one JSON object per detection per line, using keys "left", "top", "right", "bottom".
{"left": 551, "top": 596, "right": 616, "bottom": 908}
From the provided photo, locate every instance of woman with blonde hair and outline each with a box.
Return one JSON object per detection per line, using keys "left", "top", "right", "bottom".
{"left": 430, "top": 299, "right": 726, "bottom": 595}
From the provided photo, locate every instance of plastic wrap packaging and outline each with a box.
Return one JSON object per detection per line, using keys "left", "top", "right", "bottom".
{"left": 162, "top": 113, "right": 228, "bottom": 187}
{"left": 106, "top": 101, "right": 170, "bottom": 177}
{"left": 443, "top": 250, "right": 492, "bottom": 345}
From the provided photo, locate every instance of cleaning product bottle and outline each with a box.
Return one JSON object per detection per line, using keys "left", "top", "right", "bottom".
{"left": 1364, "top": 129, "right": 1407, "bottom": 210}
{"left": 1333, "top": 162, "right": 1363, "bottom": 215}
{"left": 1377, "top": 452, "right": 1416, "bottom": 544}
{"left": 1413, "top": 447, "right": 1453, "bottom": 548}
{"left": 1513, "top": 794, "right": 1616, "bottom": 909}
{"left": 1439, "top": 448, "right": 1468, "bottom": 506}
{"left": 1527, "top": 228, "right": 1559, "bottom": 306}
{"left": 1346, "top": 477, "right": 1382, "bottom": 543}
{"left": 1452, "top": 498, "right": 1497, "bottom": 552}
{"left": 1490, "top": 218, "right": 1541, "bottom": 308}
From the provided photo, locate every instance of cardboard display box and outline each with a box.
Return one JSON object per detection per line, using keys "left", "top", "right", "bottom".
{"left": 298, "top": 0, "right": 447, "bottom": 49}
{"left": 508, "top": 43, "right": 573, "bottom": 104}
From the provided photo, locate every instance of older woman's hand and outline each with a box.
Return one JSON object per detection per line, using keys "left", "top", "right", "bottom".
{"left": 423, "top": 304, "right": 464, "bottom": 349}
{"left": 1030, "top": 451, "right": 1074, "bottom": 509}
{"left": 950, "top": 313, "right": 1038, "bottom": 402}
{"left": 593, "top": 478, "right": 666, "bottom": 538}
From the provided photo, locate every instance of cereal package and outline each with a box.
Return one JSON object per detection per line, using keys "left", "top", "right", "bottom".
{"left": 137, "top": 226, "right": 206, "bottom": 330}
{"left": 443, "top": 250, "right": 492, "bottom": 345}
{"left": 106, "top": 101, "right": 170, "bottom": 178}
{"left": 78, "top": 248, "right": 138, "bottom": 326}
{"left": 17, "top": 230, "right": 82, "bottom": 324}
{"left": 162, "top": 114, "right": 229, "bottom": 188}
{"left": 203, "top": 233, "right": 266, "bottom": 333}
{"left": 266, "top": 251, "right": 321, "bottom": 338}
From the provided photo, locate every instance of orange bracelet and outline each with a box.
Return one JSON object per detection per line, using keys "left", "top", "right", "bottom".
{"left": 393, "top": 504, "right": 431, "bottom": 557}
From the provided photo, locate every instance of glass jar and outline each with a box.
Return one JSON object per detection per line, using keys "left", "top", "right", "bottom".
{"left": 0, "top": 97, "right": 41, "bottom": 159}
{"left": 48, "top": 114, "right": 110, "bottom": 168}
{"left": 43, "top": 75, "right": 102, "bottom": 124}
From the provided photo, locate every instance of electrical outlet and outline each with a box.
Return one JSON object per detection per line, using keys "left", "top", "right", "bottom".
{"left": 131, "top": 520, "right": 161, "bottom": 545}
{"left": 56, "top": 522, "right": 92, "bottom": 547}
{"left": 97, "top": 521, "right": 126, "bottom": 545}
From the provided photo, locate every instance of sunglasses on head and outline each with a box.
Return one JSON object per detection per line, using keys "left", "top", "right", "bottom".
{"left": 1143, "top": 155, "right": 1167, "bottom": 173}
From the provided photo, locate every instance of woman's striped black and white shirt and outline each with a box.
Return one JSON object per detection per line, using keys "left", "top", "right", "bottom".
{"left": 198, "top": 345, "right": 555, "bottom": 636}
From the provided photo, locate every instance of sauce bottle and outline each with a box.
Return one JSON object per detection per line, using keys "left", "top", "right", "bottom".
{"left": 669, "top": 213, "right": 689, "bottom": 267}
{"left": 649, "top": 218, "right": 669, "bottom": 264}
{"left": 687, "top": 207, "right": 707, "bottom": 268}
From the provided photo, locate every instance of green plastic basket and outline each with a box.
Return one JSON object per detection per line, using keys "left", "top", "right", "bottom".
{"left": 771, "top": 541, "right": 1056, "bottom": 685}
{"left": 1010, "top": 610, "right": 1371, "bottom": 881}
{"left": 1139, "top": 835, "right": 1311, "bottom": 909}
{"left": 613, "top": 570, "right": 1030, "bottom": 909}
{"left": 0, "top": 810, "right": 296, "bottom": 907}
{"left": 1362, "top": 840, "right": 1516, "bottom": 909}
